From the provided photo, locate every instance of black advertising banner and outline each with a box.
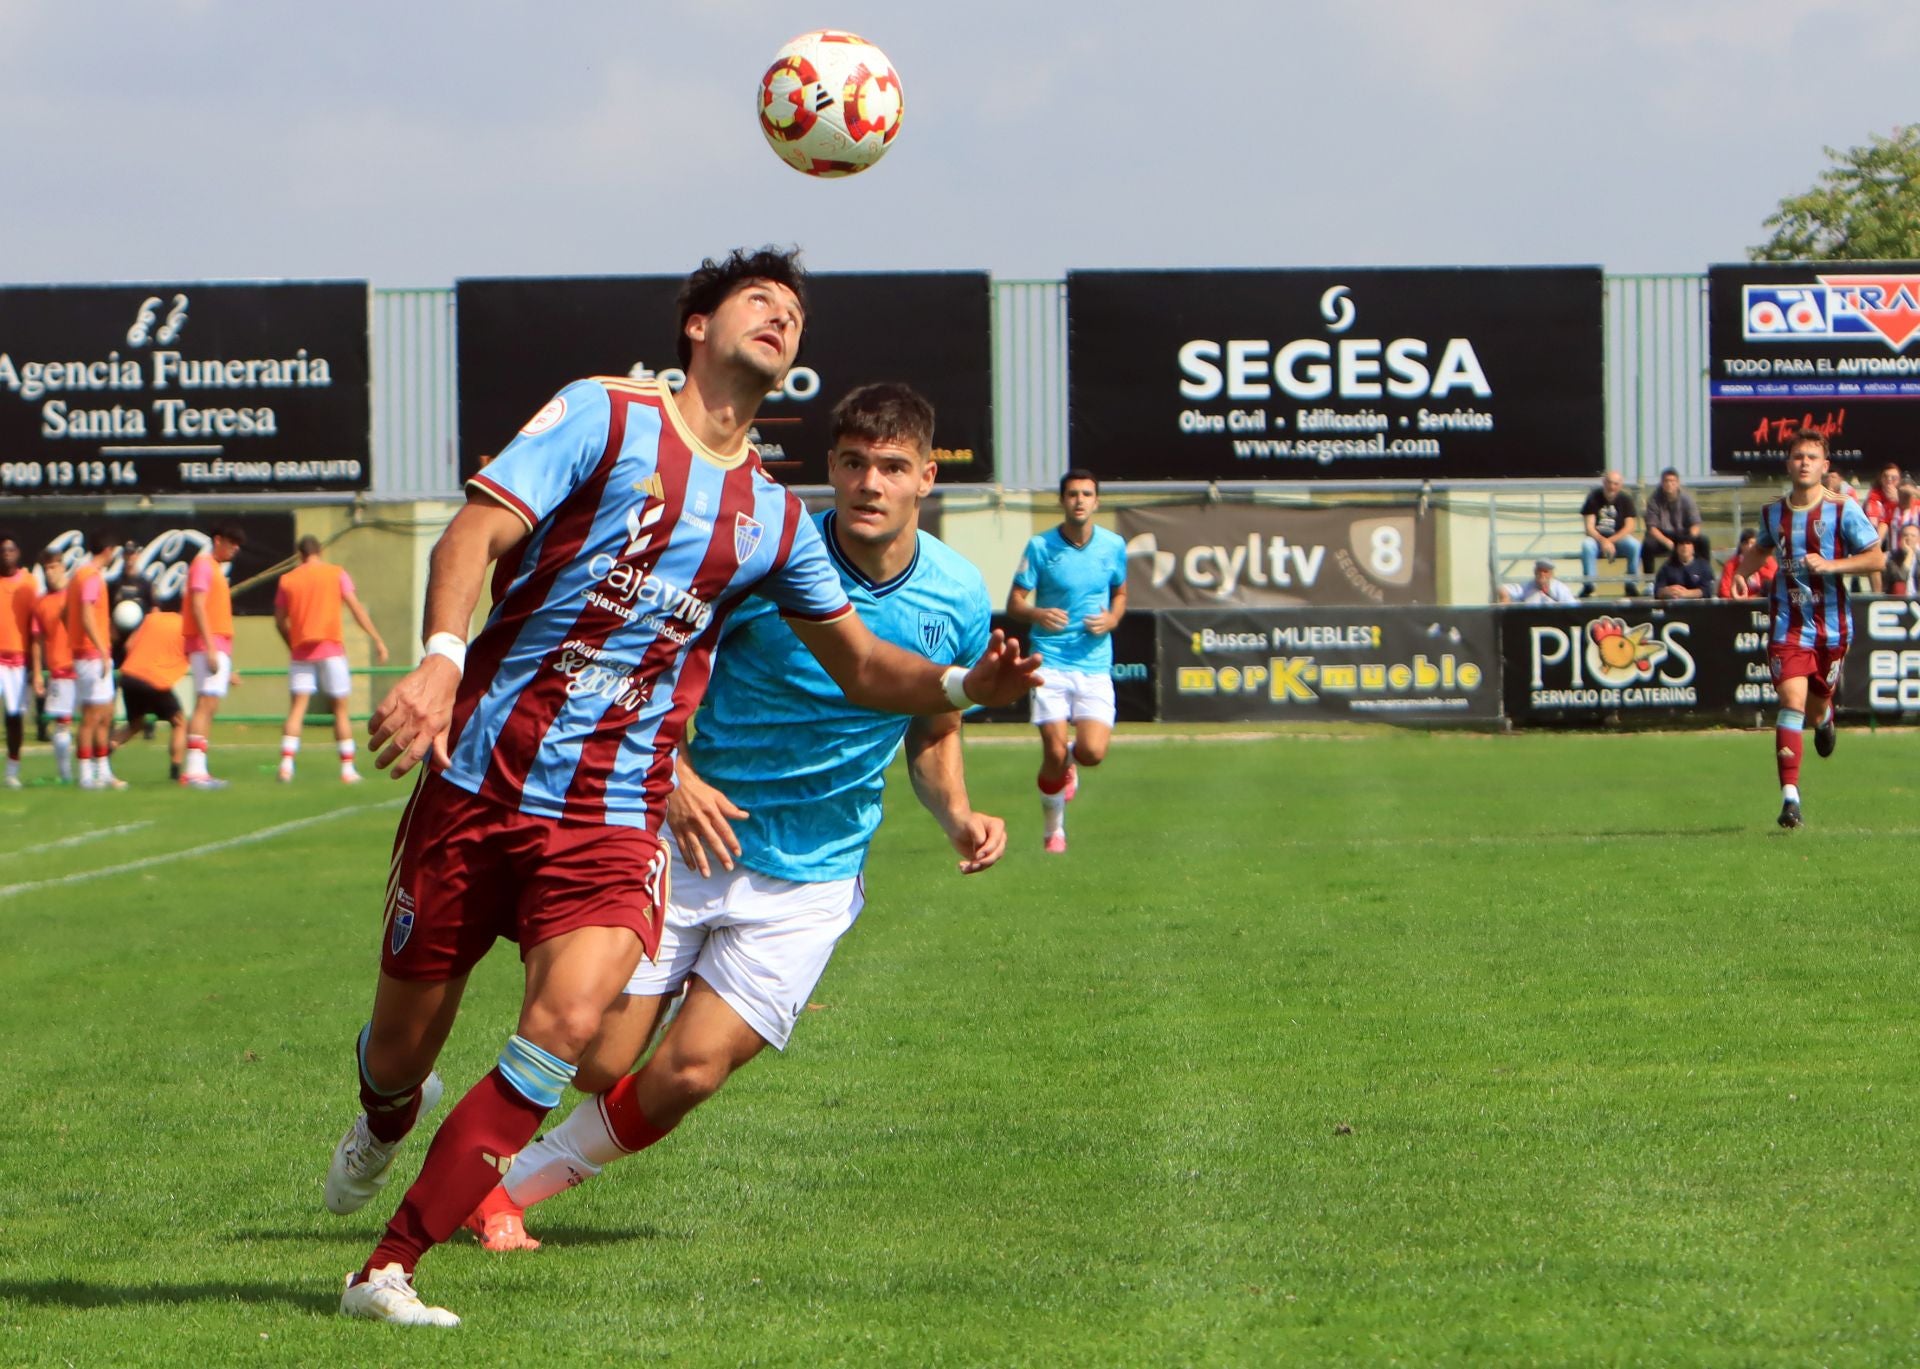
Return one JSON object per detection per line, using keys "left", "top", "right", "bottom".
{"left": 456, "top": 273, "right": 993, "bottom": 485}
{"left": 1499, "top": 601, "right": 1772, "bottom": 725}
{"left": 969, "top": 611, "right": 1156, "bottom": 725}
{"left": 1840, "top": 595, "right": 1920, "bottom": 719}
{"left": 1158, "top": 607, "right": 1499, "bottom": 722}
{"left": 1709, "top": 263, "right": 1920, "bottom": 474}
{"left": 1114, "top": 503, "right": 1434, "bottom": 608}
{"left": 1068, "top": 267, "right": 1605, "bottom": 481}
{"left": 0, "top": 282, "right": 370, "bottom": 496}
{"left": 12, "top": 512, "right": 295, "bottom": 615}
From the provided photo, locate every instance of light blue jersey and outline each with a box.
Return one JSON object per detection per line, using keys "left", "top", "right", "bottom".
{"left": 686, "top": 511, "right": 993, "bottom": 882}
{"left": 1012, "top": 525, "right": 1128, "bottom": 675}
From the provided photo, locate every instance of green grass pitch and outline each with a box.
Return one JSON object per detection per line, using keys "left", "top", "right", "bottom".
{"left": 2, "top": 722, "right": 1919, "bottom": 1365}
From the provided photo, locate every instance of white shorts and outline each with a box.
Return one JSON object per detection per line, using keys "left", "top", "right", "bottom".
{"left": 1030, "top": 667, "right": 1117, "bottom": 727}
{"left": 0, "top": 663, "right": 24, "bottom": 716}
{"left": 75, "top": 657, "right": 115, "bottom": 708}
{"left": 43, "top": 676, "right": 75, "bottom": 720}
{"left": 289, "top": 656, "right": 353, "bottom": 698}
{"left": 190, "top": 651, "right": 232, "bottom": 701}
{"left": 623, "top": 839, "right": 865, "bottom": 1051}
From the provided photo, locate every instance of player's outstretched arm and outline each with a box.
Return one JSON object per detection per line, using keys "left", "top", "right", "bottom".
{"left": 787, "top": 615, "right": 1042, "bottom": 715}
{"left": 368, "top": 499, "right": 528, "bottom": 778}
{"left": 905, "top": 710, "right": 1006, "bottom": 875}
{"left": 666, "top": 755, "right": 747, "bottom": 878}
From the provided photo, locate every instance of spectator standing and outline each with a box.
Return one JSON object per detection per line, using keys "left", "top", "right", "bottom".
{"left": 1641, "top": 467, "right": 1706, "bottom": 574}
{"left": 1654, "top": 535, "right": 1715, "bottom": 600}
{"left": 1579, "top": 470, "right": 1641, "bottom": 597}
{"left": 1862, "top": 462, "right": 1903, "bottom": 546}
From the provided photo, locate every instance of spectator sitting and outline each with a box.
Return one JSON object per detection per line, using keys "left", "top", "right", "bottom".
{"left": 1863, "top": 461, "right": 1903, "bottom": 546}
{"left": 1654, "top": 534, "right": 1715, "bottom": 600}
{"left": 1884, "top": 523, "right": 1920, "bottom": 597}
{"left": 1641, "top": 466, "right": 1707, "bottom": 574}
{"left": 1718, "top": 527, "right": 1777, "bottom": 600}
{"left": 1500, "top": 559, "right": 1580, "bottom": 605}
{"left": 1579, "top": 469, "right": 1641, "bottom": 597}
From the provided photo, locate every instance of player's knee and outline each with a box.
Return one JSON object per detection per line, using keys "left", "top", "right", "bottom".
{"left": 652, "top": 1051, "right": 733, "bottom": 1109}
{"left": 1072, "top": 739, "right": 1107, "bottom": 767}
{"left": 518, "top": 1000, "right": 603, "bottom": 1061}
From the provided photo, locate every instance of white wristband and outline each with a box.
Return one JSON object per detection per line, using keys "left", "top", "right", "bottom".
{"left": 940, "top": 665, "right": 974, "bottom": 710}
{"left": 423, "top": 632, "right": 467, "bottom": 675}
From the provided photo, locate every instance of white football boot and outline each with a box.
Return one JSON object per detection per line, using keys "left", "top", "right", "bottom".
{"left": 324, "top": 1071, "right": 444, "bottom": 1215}
{"left": 340, "top": 1263, "right": 460, "bottom": 1327}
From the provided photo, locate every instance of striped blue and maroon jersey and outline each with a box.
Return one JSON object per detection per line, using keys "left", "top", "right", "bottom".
{"left": 1758, "top": 492, "right": 1879, "bottom": 652}
{"left": 446, "top": 377, "right": 853, "bottom": 829}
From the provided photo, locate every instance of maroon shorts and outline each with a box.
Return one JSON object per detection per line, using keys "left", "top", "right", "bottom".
{"left": 1769, "top": 643, "right": 1844, "bottom": 698}
{"left": 380, "top": 774, "right": 668, "bottom": 982}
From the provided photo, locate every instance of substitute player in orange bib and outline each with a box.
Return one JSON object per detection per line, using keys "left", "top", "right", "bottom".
{"left": 276, "top": 536, "right": 390, "bottom": 783}
{"left": 30, "top": 550, "right": 75, "bottom": 784}
{"left": 181, "top": 527, "right": 245, "bottom": 789}
{"left": 111, "top": 607, "right": 190, "bottom": 780}
{"left": 64, "top": 532, "right": 123, "bottom": 791}
{"left": 0, "top": 537, "right": 35, "bottom": 788}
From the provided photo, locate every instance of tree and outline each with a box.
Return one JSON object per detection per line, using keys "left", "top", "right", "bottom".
{"left": 1751, "top": 125, "right": 1920, "bottom": 261}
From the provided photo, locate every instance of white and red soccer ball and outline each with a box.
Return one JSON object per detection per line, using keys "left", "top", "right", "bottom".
{"left": 757, "top": 30, "right": 903, "bottom": 178}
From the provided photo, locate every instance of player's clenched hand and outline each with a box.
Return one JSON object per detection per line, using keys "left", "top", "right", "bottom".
{"left": 961, "top": 629, "right": 1044, "bottom": 708}
{"left": 369, "top": 655, "right": 460, "bottom": 779}
{"left": 950, "top": 811, "right": 1007, "bottom": 875}
{"left": 667, "top": 770, "right": 747, "bottom": 877}
{"left": 1803, "top": 551, "right": 1832, "bottom": 575}
{"left": 1083, "top": 609, "right": 1118, "bottom": 637}
{"left": 1033, "top": 606, "right": 1070, "bottom": 631}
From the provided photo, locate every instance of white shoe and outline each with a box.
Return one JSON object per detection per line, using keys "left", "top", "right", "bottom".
{"left": 340, "top": 1262, "right": 460, "bottom": 1327}
{"left": 340, "top": 767, "right": 362, "bottom": 784}
{"left": 278, "top": 763, "right": 294, "bottom": 783}
{"left": 3, "top": 774, "right": 20, "bottom": 789}
{"left": 324, "top": 1072, "right": 444, "bottom": 1214}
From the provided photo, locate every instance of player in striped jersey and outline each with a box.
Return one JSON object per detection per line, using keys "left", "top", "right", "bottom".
{"left": 1734, "top": 429, "right": 1884, "bottom": 829}
{"left": 0, "top": 537, "right": 34, "bottom": 788}
{"left": 331, "top": 249, "right": 1040, "bottom": 1328}
{"left": 459, "top": 382, "right": 1004, "bottom": 1251}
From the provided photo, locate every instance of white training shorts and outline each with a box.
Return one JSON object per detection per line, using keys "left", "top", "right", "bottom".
{"left": 43, "top": 675, "right": 75, "bottom": 720}
{"left": 1030, "top": 667, "right": 1117, "bottom": 727}
{"left": 190, "top": 651, "right": 232, "bottom": 701}
{"left": 289, "top": 655, "right": 353, "bottom": 699}
{"left": 75, "top": 657, "right": 115, "bottom": 708}
{"left": 0, "top": 663, "right": 24, "bottom": 716}
{"left": 623, "top": 838, "right": 865, "bottom": 1051}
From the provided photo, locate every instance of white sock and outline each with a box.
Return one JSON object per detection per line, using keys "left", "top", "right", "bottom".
{"left": 80, "top": 756, "right": 97, "bottom": 786}
{"left": 184, "top": 739, "right": 209, "bottom": 780}
{"left": 98, "top": 752, "right": 115, "bottom": 781}
{"left": 4, "top": 758, "right": 17, "bottom": 781}
{"left": 339, "top": 738, "right": 357, "bottom": 772}
{"left": 53, "top": 730, "right": 72, "bottom": 780}
{"left": 1783, "top": 783, "right": 1801, "bottom": 803}
{"left": 502, "top": 1097, "right": 619, "bottom": 1208}
{"left": 1041, "top": 794, "right": 1066, "bottom": 839}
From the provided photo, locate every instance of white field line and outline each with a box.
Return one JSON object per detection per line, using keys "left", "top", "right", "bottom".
{"left": 0, "top": 820, "right": 154, "bottom": 862}
{"left": 0, "top": 797, "right": 405, "bottom": 900}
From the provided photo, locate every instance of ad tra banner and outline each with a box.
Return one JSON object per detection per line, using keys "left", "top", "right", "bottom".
{"left": 1114, "top": 503, "right": 1434, "bottom": 609}
{"left": 0, "top": 282, "right": 371, "bottom": 497}
{"left": 967, "top": 611, "right": 1156, "bottom": 725}
{"left": 1068, "top": 267, "right": 1605, "bottom": 481}
{"left": 8, "top": 512, "right": 296, "bottom": 616}
{"left": 1709, "top": 262, "right": 1920, "bottom": 475}
{"left": 456, "top": 273, "right": 994, "bottom": 486}
{"left": 1500, "top": 601, "right": 1775, "bottom": 724}
{"left": 1158, "top": 607, "right": 1499, "bottom": 723}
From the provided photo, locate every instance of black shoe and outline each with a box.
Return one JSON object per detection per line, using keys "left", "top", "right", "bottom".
{"left": 1778, "top": 798, "right": 1804, "bottom": 830}
{"left": 1624, "top": 583, "right": 1641, "bottom": 598}
{"left": 1814, "top": 717, "right": 1836, "bottom": 758}
{"left": 1578, "top": 584, "right": 1594, "bottom": 599}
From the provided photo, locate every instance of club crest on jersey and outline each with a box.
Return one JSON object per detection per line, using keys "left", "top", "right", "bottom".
{"left": 734, "top": 513, "right": 764, "bottom": 564}
{"left": 388, "top": 889, "right": 416, "bottom": 956}
{"left": 919, "top": 613, "right": 950, "bottom": 658}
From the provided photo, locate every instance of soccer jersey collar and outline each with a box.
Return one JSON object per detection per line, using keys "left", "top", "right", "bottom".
{"left": 639, "top": 376, "right": 755, "bottom": 470}
{"left": 823, "top": 512, "right": 920, "bottom": 597}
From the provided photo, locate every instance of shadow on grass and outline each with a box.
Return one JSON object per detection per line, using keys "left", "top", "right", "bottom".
{"left": 0, "top": 1278, "right": 336, "bottom": 1315}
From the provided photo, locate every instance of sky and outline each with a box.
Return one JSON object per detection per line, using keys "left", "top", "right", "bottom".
{"left": 0, "top": 0, "right": 1914, "bottom": 288}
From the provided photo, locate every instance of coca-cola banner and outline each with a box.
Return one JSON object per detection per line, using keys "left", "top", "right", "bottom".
{"left": 1113, "top": 503, "right": 1434, "bottom": 608}
{"left": 3, "top": 512, "right": 294, "bottom": 614}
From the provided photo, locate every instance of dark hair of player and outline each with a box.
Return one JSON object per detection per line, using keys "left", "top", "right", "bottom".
{"left": 85, "top": 528, "right": 114, "bottom": 554}
{"left": 1060, "top": 467, "right": 1099, "bottom": 495}
{"left": 213, "top": 524, "right": 247, "bottom": 547}
{"left": 1788, "top": 428, "right": 1830, "bottom": 459}
{"left": 830, "top": 383, "right": 935, "bottom": 456}
{"left": 675, "top": 246, "right": 810, "bottom": 369}
{"left": 298, "top": 534, "right": 323, "bottom": 558}
{"left": 39, "top": 545, "right": 61, "bottom": 565}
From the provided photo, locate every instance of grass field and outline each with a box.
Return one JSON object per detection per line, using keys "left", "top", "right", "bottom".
{"left": 4, "top": 721, "right": 1920, "bottom": 1365}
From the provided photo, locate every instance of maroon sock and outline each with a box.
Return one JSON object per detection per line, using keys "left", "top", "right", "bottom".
{"left": 359, "top": 1069, "right": 548, "bottom": 1279}
{"left": 357, "top": 1030, "right": 424, "bottom": 1145}
{"left": 601, "top": 1072, "right": 675, "bottom": 1153}
{"left": 1775, "top": 725, "right": 1804, "bottom": 789}
{"left": 1037, "top": 771, "right": 1068, "bottom": 796}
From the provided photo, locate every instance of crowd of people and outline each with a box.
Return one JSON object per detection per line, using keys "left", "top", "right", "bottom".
{"left": 1498, "top": 459, "right": 1920, "bottom": 604}
{"left": 0, "top": 529, "right": 388, "bottom": 789}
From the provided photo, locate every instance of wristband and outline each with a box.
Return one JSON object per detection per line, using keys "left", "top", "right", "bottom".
{"left": 423, "top": 632, "right": 467, "bottom": 674}
{"left": 940, "top": 665, "right": 974, "bottom": 710}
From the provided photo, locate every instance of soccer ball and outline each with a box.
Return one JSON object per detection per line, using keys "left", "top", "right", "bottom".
{"left": 111, "top": 600, "right": 144, "bottom": 633}
{"left": 757, "top": 30, "right": 903, "bottom": 178}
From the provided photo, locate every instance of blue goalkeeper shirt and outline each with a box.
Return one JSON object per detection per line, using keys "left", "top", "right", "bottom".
{"left": 685, "top": 511, "right": 992, "bottom": 882}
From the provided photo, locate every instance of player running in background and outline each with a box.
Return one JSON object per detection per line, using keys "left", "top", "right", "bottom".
{"left": 326, "top": 249, "right": 1039, "bottom": 1328}
{"left": 1735, "top": 428, "right": 1884, "bottom": 829}
{"left": 276, "top": 536, "right": 390, "bottom": 784}
{"left": 462, "top": 381, "right": 1005, "bottom": 1251}
{"left": 1006, "top": 469, "right": 1127, "bottom": 853}
{"left": 65, "top": 532, "right": 123, "bottom": 791}
{"left": 110, "top": 606, "right": 190, "bottom": 781}
{"left": 30, "top": 550, "right": 74, "bottom": 784}
{"left": 0, "top": 537, "right": 35, "bottom": 787}
{"left": 181, "top": 526, "right": 244, "bottom": 789}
